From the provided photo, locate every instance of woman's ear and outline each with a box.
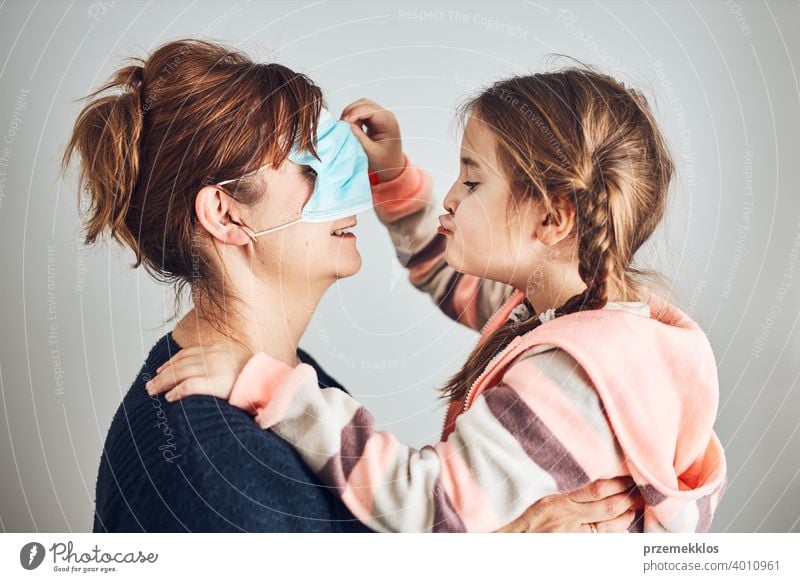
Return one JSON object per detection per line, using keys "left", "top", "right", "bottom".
{"left": 195, "top": 185, "right": 252, "bottom": 246}
{"left": 534, "top": 197, "right": 576, "bottom": 247}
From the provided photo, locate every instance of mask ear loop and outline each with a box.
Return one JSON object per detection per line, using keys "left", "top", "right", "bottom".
{"left": 240, "top": 225, "right": 258, "bottom": 243}
{"left": 239, "top": 217, "right": 304, "bottom": 242}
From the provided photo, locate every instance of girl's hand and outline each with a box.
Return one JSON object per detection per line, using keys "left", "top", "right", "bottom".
{"left": 495, "top": 477, "right": 644, "bottom": 533}
{"left": 340, "top": 98, "right": 404, "bottom": 181}
{"left": 146, "top": 344, "right": 252, "bottom": 402}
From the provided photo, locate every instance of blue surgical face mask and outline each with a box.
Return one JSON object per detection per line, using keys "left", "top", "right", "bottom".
{"left": 216, "top": 109, "right": 373, "bottom": 241}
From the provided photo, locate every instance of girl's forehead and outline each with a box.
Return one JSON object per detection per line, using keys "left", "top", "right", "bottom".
{"left": 461, "top": 117, "right": 496, "bottom": 166}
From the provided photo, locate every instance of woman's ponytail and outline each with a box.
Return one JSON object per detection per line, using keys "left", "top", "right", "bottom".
{"left": 62, "top": 62, "right": 145, "bottom": 255}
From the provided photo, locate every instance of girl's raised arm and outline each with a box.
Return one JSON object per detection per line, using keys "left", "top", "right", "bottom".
{"left": 372, "top": 156, "right": 514, "bottom": 331}
{"left": 342, "top": 99, "right": 516, "bottom": 332}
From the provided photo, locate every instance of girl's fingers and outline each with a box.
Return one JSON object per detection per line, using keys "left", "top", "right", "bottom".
{"left": 340, "top": 98, "right": 377, "bottom": 120}
{"left": 340, "top": 102, "right": 369, "bottom": 121}
{"left": 156, "top": 344, "right": 229, "bottom": 373}
{"left": 578, "top": 489, "right": 639, "bottom": 524}
{"left": 147, "top": 364, "right": 206, "bottom": 394}
{"left": 154, "top": 355, "right": 206, "bottom": 382}
{"left": 341, "top": 103, "right": 386, "bottom": 126}
{"left": 568, "top": 477, "right": 635, "bottom": 503}
{"left": 150, "top": 354, "right": 216, "bottom": 391}
{"left": 347, "top": 122, "right": 374, "bottom": 151}
{"left": 594, "top": 508, "right": 638, "bottom": 533}
{"left": 163, "top": 382, "right": 191, "bottom": 403}
{"left": 163, "top": 378, "right": 214, "bottom": 402}
{"left": 340, "top": 97, "right": 369, "bottom": 116}
{"left": 155, "top": 346, "right": 202, "bottom": 373}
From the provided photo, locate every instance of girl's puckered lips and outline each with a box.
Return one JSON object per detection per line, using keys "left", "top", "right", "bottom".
{"left": 438, "top": 214, "right": 455, "bottom": 234}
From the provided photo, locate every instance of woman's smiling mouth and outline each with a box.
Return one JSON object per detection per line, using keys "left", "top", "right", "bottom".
{"left": 331, "top": 218, "right": 357, "bottom": 238}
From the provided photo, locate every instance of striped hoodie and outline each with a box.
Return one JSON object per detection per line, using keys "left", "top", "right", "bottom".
{"left": 228, "top": 157, "right": 727, "bottom": 533}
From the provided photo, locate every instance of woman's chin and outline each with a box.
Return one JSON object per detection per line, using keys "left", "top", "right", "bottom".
{"left": 331, "top": 253, "right": 362, "bottom": 280}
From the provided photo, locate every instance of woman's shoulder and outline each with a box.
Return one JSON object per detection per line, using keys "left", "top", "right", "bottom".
{"left": 96, "top": 334, "right": 356, "bottom": 532}
{"left": 105, "top": 334, "right": 253, "bottom": 455}
{"left": 108, "top": 335, "right": 348, "bottom": 449}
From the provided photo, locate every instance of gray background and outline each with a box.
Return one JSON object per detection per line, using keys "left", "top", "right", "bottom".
{"left": 0, "top": 0, "right": 798, "bottom": 533}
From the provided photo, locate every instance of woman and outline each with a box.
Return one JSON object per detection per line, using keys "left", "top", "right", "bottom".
{"left": 63, "top": 39, "right": 638, "bottom": 532}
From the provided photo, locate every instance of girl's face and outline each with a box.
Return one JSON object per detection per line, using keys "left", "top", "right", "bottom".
{"left": 441, "top": 116, "right": 546, "bottom": 286}
{"left": 236, "top": 159, "right": 363, "bottom": 288}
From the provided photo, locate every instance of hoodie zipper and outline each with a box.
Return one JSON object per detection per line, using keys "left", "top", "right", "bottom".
{"left": 440, "top": 290, "right": 525, "bottom": 438}
{"left": 461, "top": 334, "right": 524, "bottom": 413}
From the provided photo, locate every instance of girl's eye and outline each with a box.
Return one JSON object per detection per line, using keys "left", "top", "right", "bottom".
{"left": 463, "top": 181, "right": 479, "bottom": 192}
{"left": 304, "top": 166, "right": 318, "bottom": 181}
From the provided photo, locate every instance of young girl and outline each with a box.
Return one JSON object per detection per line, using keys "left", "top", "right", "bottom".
{"left": 148, "top": 67, "right": 726, "bottom": 533}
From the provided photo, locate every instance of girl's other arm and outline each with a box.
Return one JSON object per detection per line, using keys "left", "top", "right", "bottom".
{"left": 224, "top": 347, "right": 633, "bottom": 532}
{"left": 147, "top": 345, "right": 643, "bottom": 533}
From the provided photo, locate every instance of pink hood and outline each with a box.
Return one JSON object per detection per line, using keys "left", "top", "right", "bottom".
{"left": 446, "top": 289, "right": 727, "bottom": 531}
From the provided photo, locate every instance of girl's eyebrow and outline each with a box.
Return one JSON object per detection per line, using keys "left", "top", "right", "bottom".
{"left": 461, "top": 156, "right": 481, "bottom": 168}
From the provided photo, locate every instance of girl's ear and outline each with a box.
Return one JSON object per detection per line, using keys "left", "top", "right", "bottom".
{"left": 534, "top": 197, "right": 576, "bottom": 246}
{"left": 195, "top": 185, "right": 252, "bottom": 246}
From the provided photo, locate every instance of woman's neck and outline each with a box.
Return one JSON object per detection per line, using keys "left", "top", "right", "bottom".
{"left": 172, "top": 279, "right": 328, "bottom": 367}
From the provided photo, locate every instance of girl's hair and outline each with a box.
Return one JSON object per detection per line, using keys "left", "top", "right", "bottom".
{"left": 62, "top": 39, "right": 323, "bottom": 320}
{"left": 443, "top": 66, "right": 675, "bottom": 402}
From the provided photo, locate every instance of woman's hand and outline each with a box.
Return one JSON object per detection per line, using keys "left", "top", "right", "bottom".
{"left": 495, "top": 477, "right": 643, "bottom": 533}
{"left": 340, "top": 98, "right": 404, "bottom": 182}
{"left": 146, "top": 344, "right": 252, "bottom": 402}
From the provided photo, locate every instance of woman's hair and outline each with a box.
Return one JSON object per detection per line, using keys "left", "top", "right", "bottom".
{"left": 443, "top": 66, "right": 675, "bottom": 402}
{"left": 62, "top": 39, "right": 323, "bottom": 320}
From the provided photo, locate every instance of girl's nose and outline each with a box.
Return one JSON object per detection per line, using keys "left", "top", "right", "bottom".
{"left": 443, "top": 185, "right": 460, "bottom": 215}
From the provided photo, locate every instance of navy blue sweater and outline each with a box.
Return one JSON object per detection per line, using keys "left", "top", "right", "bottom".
{"left": 93, "top": 333, "right": 372, "bottom": 532}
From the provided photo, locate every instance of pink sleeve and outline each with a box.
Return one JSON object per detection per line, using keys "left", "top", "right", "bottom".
{"left": 228, "top": 352, "right": 294, "bottom": 416}
{"left": 370, "top": 155, "right": 513, "bottom": 332}
{"left": 370, "top": 154, "right": 431, "bottom": 223}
